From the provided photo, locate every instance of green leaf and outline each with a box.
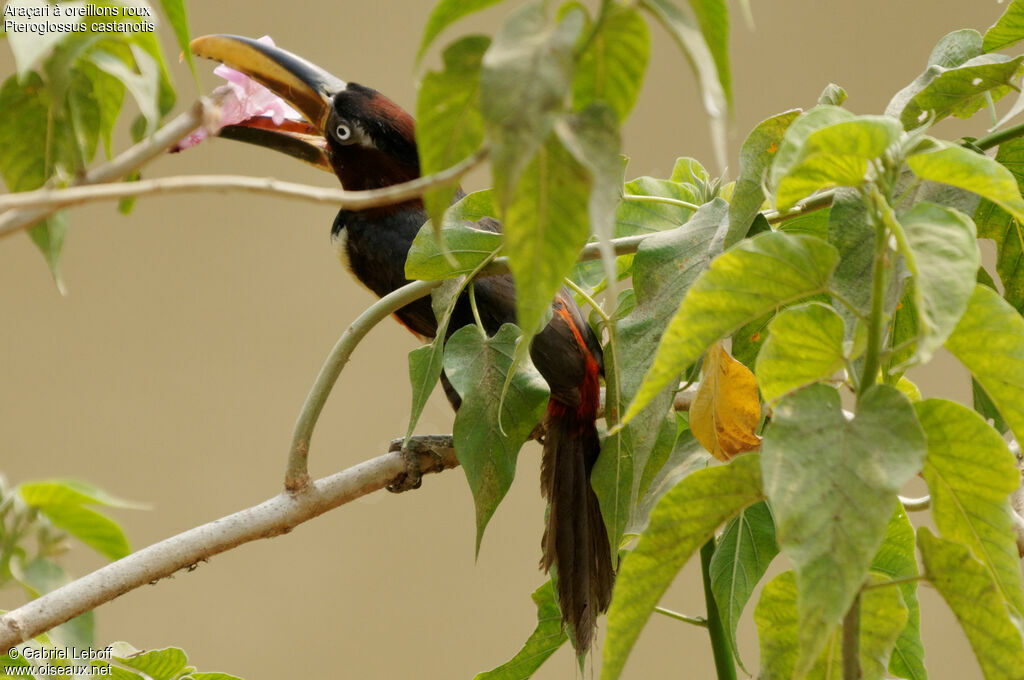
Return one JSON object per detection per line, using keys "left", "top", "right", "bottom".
{"left": 888, "top": 53, "right": 1024, "bottom": 130}
{"left": 474, "top": 581, "right": 566, "bottom": 679}
{"left": 573, "top": 5, "right": 649, "bottom": 121}
{"left": 28, "top": 212, "right": 69, "bottom": 293}
{"left": 755, "top": 302, "right": 849, "bottom": 403}
{"left": 773, "top": 115, "right": 902, "bottom": 212}
{"left": 596, "top": 199, "right": 729, "bottom": 550}
{"left": 761, "top": 384, "right": 926, "bottom": 674}
{"left": 927, "top": 29, "right": 984, "bottom": 69}
{"left": 817, "top": 83, "right": 847, "bottom": 106}
{"left": 417, "top": 35, "right": 489, "bottom": 232}
{"left": 88, "top": 45, "right": 161, "bottom": 135}
{"left": 916, "top": 399, "right": 1024, "bottom": 623}
{"left": 827, "top": 188, "right": 875, "bottom": 319}
{"left": 908, "top": 142, "right": 1024, "bottom": 224}
{"left": 37, "top": 504, "right": 130, "bottom": 560}
{"left": 873, "top": 507, "right": 926, "bottom": 680}
{"left": 418, "top": 0, "right": 506, "bottom": 62}
{"left": 481, "top": 2, "right": 583, "bottom": 205}
{"left": 406, "top": 192, "right": 502, "bottom": 280}
{"left": 504, "top": 135, "right": 591, "bottom": 342}
{"left": 985, "top": 0, "right": 1024, "bottom": 53}
{"left": 709, "top": 500, "right": 778, "bottom": 672}
{"left": 622, "top": 232, "right": 839, "bottom": 425}
{"left": 617, "top": 177, "right": 699, "bottom": 235}
{"left": 640, "top": 0, "right": 727, "bottom": 170}
{"left": 918, "top": 529, "right": 1024, "bottom": 680}
{"left": 601, "top": 453, "right": 763, "bottom": 680}
{"left": 769, "top": 106, "right": 854, "bottom": 188}
{"left": 683, "top": 0, "right": 731, "bottom": 108}
{"left": 443, "top": 325, "right": 550, "bottom": 553}
{"left": 974, "top": 137, "right": 1024, "bottom": 313}
{"left": 19, "top": 479, "right": 145, "bottom": 509}
{"left": 114, "top": 647, "right": 188, "bottom": 680}
{"left": 945, "top": 284, "right": 1024, "bottom": 447}
{"left": 728, "top": 110, "right": 800, "bottom": 238}
{"left": 755, "top": 571, "right": 909, "bottom": 680}
{"left": 156, "top": 0, "right": 196, "bottom": 78}
{"left": 894, "top": 201, "right": 979, "bottom": 363}
{"left": 629, "top": 425, "right": 711, "bottom": 535}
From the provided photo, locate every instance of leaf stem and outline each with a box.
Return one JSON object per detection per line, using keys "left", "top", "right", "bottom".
{"left": 842, "top": 593, "right": 861, "bottom": 680}
{"left": 654, "top": 606, "right": 707, "bottom": 628}
{"left": 468, "top": 282, "right": 487, "bottom": 338}
{"left": 700, "top": 538, "right": 737, "bottom": 680}
{"left": 563, "top": 277, "right": 610, "bottom": 323}
{"left": 857, "top": 189, "right": 891, "bottom": 399}
{"left": 622, "top": 193, "right": 701, "bottom": 212}
{"left": 976, "top": 119, "right": 1024, "bottom": 150}
{"left": 286, "top": 279, "right": 441, "bottom": 491}
{"left": 860, "top": 574, "right": 926, "bottom": 591}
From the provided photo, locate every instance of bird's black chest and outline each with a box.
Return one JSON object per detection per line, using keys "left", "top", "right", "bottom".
{"left": 330, "top": 208, "right": 438, "bottom": 338}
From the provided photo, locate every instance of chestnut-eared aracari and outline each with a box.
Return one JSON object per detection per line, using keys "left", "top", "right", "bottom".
{"left": 190, "top": 35, "right": 613, "bottom": 651}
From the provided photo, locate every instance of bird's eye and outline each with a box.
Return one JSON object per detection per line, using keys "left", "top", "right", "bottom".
{"left": 335, "top": 123, "right": 352, "bottom": 141}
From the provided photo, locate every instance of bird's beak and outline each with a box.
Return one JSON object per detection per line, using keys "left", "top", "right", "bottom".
{"left": 190, "top": 34, "right": 347, "bottom": 172}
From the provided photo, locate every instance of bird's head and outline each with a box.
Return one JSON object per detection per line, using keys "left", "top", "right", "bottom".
{"left": 190, "top": 34, "right": 420, "bottom": 191}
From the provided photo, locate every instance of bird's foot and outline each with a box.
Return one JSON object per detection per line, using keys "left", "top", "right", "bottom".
{"left": 386, "top": 435, "right": 451, "bottom": 493}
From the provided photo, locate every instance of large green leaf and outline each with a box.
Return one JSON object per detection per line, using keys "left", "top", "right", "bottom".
{"left": 18, "top": 479, "right": 144, "bottom": 509}
{"left": 417, "top": 36, "right": 489, "bottom": 232}
{"left": 481, "top": 1, "right": 582, "bottom": 205}
{"left": 755, "top": 571, "right": 909, "bottom": 680}
{"left": 728, "top": 110, "right": 800, "bottom": 238}
{"left": 918, "top": 530, "right": 1024, "bottom": 680}
{"left": 406, "top": 191, "right": 502, "bottom": 280}
{"left": 113, "top": 647, "right": 188, "bottom": 680}
{"left": 417, "top": 0, "right": 506, "bottom": 61}
{"left": 18, "top": 479, "right": 137, "bottom": 560}
{"left": 601, "top": 453, "right": 763, "bottom": 680}
{"left": 985, "top": 0, "right": 1024, "bottom": 53}
{"left": 474, "top": 581, "right": 566, "bottom": 679}
{"left": 709, "top": 500, "right": 778, "bottom": 671}
{"left": 769, "top": 106, "right": 854, "bottom": 191}
{"left": 894, "top": 201, "right": 979, "bottom": 363}
{"left": 640, "top": 0, "right": 727, "bottom": 169}
{"left": 595, "top": 200, "right": 729, "bottom": 551}
{"left": 443, "top": 325, "right": 550, "bottom": 553}
{"left": 755, "top": 302, "right": 850, "bottom": 403}
{"left": 616, "top": 177, "right": 699, "bottom": 235}
{"left": 761, "top": 384, "right": 926, "bottom": 674}
{"left": 873, "top": 507, "right": 926, "bottom": 680}
{"left": 826, "top": 187, "right": 874, "bottom": 318}
{"left": 405, "top": 280, "right": 463, "bottom": 441}
{"left": 945, "top": 284, "right": 1024, "bottom": 447}
{"left": 684, "top": 0, "right": 731, "bottom": 108}
{"left": 887, "top": 53, "right": 1024, "bottom": 130}
{"left": 772, "top": 115, "right": 902, "bottom": 212}
{"left": 916, "top": 399, "right": 1024, "bottom": 623}
{"left": 573, "top": 5, "right": 650, "bottom": 121}
{"left": 974, "top": 137, "right": 1024, "bottom": 313}
{"left": 622, "top": 232, "right": 839, "bottom": 424}
{"left": 907, "top": 142, "right": 1024, "bottom": 224}
{"left": 504, "top": 135, "right": 591, "bottom": 342}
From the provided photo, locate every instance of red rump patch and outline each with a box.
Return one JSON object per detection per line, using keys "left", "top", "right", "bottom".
{"left": 551, "top": 304, "right": 602, "bottom": 424}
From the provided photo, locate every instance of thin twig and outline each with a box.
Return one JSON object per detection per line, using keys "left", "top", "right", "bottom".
{"left": 0, "top": 436, "right": 458, "bottom": 654}
{"left": 899, "top": 495, "right": 930, "bottom": 512}
{"left": 0, "top": 150, "right": 489, "bottom": 238}
{"left": 654, "top": 606, "right": 707, "bottom": 628}
{"left": 286, "top": 279, "right": 441, "bottom": 491}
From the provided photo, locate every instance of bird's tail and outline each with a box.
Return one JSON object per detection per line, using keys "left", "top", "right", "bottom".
{"left": 539, "top": 396, "right": 615, "bottom": 652}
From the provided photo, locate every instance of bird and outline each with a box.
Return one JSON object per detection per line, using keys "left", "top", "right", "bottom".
{"left": 189, "top": 34, "right": 614, "bottom": 651}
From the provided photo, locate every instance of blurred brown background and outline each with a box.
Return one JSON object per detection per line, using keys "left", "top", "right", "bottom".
{"left": 0, "top": 0, "right": 1002, "bottom": 677}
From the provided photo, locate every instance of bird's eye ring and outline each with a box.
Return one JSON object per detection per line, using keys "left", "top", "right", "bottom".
{"left": 335, "top": 124, "right": 352, "bottom": 141}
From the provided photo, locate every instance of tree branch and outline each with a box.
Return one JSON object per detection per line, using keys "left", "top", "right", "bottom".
{"left": 0, "top": 150, "right": 489, "bottom": 237}
{"left": 0, "top": 436, "right": 457, "bottom": 654}
{"left": 287, "top": 279, "right": 441, "bottom": 490}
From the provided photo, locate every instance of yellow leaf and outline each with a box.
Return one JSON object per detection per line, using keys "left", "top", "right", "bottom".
{"left": 691, "top": 341, "right": 763, "bottom": 461}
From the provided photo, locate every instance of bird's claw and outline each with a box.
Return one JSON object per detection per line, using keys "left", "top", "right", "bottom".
{"left": 386, "top": 438, "right": 422, "bottom": 492}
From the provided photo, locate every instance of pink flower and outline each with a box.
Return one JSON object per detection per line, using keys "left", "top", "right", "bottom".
{"left": 173, "top": 36, "right": 302, "bottom": 151}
